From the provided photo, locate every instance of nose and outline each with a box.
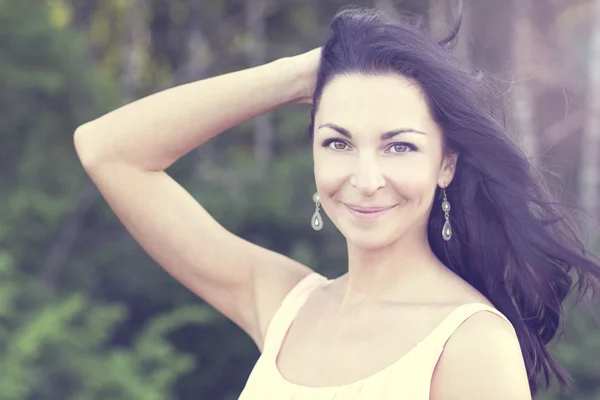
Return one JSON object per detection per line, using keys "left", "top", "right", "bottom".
{"left": 349, "top": 156, "right": 386, "bottom": 195}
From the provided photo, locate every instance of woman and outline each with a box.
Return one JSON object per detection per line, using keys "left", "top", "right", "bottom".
{"left": 74, "top": 6, "right": 600, "bottom": 399}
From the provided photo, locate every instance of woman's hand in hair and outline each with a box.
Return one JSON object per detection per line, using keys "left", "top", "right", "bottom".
{"left": 288, "top": 47, "right": 322, "bottom": 105}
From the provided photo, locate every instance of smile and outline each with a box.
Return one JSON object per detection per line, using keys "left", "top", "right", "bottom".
{"left": 343, "top": 203, "right": 398, "bottom": 221}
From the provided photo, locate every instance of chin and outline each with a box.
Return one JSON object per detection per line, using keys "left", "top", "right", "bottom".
{"left": 339, "top": 224, "right": 400, "bottom": 251}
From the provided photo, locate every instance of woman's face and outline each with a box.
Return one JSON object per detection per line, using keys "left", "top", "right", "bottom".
{"left": 312, "top": 73, "right": 457, "bottom": 250}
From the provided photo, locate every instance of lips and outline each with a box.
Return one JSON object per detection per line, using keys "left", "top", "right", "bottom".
{"left": 343, "top": 203, "right": 398, "bottom": 221}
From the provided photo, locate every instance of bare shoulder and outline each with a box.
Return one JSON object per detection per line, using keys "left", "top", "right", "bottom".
{"left": 430, "top": 310, "right": 532, "bottom": 400}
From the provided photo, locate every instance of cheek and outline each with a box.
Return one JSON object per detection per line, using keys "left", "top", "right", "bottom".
{"left": 389, "top": 163, "right": 434, "bottom": 187}
{"left": 313, "top": 152, "right": 350, "bottom": 190}
{"left": 388, "top": 159, "right": 439, "bottom": 203}
{"left": 380, "top": 156, "right": 437, "bottom": 187}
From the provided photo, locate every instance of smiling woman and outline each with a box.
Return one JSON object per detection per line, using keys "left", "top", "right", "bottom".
{"left": 295, "top": 5, "right": 600, "bottom": 399}
{"left": 74, "top": 2, "right": 600, "bottom": 400}
{"left": 312, "top": 73, "right": 448, "bottom": 252}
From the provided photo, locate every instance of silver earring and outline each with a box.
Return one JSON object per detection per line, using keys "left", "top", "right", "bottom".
{"left": 311, "top": 192, "right": 323, "bottom": 231}
{"left": 441, "top": 187, "right": 452, "bottom": 241}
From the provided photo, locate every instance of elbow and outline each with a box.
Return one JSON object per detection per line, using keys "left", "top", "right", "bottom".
{"left": 74, "top": 123, "right": 103, "bottom": 169}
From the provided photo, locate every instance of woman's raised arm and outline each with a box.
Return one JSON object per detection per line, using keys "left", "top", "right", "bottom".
{"left": 73, "top": 50, "right": 320, "bottom": 350}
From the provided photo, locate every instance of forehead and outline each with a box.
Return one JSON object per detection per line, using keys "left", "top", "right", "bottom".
{"left": 315, "top": 73, "right": 440, "bottom": 138}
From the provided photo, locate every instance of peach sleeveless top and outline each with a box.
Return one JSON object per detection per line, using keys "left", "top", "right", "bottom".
{"left": 238, "top": 272, "right": 516, "bottom": 399}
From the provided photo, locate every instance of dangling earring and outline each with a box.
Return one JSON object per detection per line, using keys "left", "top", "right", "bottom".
{"left": 441, "top": 187, "right": 452, "bottom": 241}
{"left": 311, "top": 192, "right": 323, "bottom": 231}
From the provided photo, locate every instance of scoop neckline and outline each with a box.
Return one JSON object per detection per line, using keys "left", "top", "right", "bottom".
{"left": 270, "top": 274, "right": 495, "bottom": 391}
{"left": 272, "top": 330, "right": 430, "bottom": 391}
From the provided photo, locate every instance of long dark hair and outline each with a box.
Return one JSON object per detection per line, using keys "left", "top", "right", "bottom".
{"left": 308, "top": 5, "right": 600, "bottom": 397}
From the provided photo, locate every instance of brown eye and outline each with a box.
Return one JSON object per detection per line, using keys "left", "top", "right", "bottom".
{"left": 387, "top": 142, "right": 417, "bottom": 154}
{"left": 333, "top": 141, "right": 347, "bottom": 150}
{"left": 320, "top": 139, "right": 352, "bottom": 151}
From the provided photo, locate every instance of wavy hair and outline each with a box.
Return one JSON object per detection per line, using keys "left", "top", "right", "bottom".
{"left": 308, "top": 5, "right": 600, "bottom": 397}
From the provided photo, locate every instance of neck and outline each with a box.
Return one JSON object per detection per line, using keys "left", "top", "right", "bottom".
{"left": 335, "top": 230, "right": 450, "bottom": 312}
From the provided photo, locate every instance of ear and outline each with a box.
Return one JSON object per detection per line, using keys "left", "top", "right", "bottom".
{"left": 438, "top": 151, "right": 458, "bottom": 188}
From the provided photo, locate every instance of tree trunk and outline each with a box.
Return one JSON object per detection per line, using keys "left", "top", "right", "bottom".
{"left": 453, "top": 0, "right": 471, "bottom": 62}
{"left": 580, "top": 0, "right": 600, "bottom": 246}
{"left": 468, "top": 0, "right": 512, "bottom": 88}
{"left": 428, "top": 0, "right": 449, "bottom": 40}
{"left": 246, "top": 0, "right": 273, "bottom": 178}
{"left": 121, "top": 0, "right": 147, "bottom": 102}
{"left": 428, "top": 0, "right": 472, "bottom": 62}
{"left": 511, "top": 0, "right": 538, "bottom": 164}
{"left": 374, "top": 0, "right": 394, "bottom": 14}
{"left": 176, "top": 0, "right": 219, "bottom": 181}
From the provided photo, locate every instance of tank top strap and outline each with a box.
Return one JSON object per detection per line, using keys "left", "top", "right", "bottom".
{"left": 425, "top": 302, "right": 516, "bottom": 358}
{"left": 261, "top": 272, "right": 329, "bottom": 356}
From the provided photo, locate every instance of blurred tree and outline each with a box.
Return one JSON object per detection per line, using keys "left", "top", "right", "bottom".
{"left": 0, "top": 1, "right": 212, "bottom": 398}
{"left": 511, "top": 0, "right": 539, "bottom": 164}
{"left": 245, "top": 0, "right": 274, "bottom": 176}
{"left": 579, "top": 0, "right": 600, "bottom": 246}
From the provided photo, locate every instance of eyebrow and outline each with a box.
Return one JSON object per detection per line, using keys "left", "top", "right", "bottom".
{"left": 317, "top": 123, "right": 427, "bottom": 141}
